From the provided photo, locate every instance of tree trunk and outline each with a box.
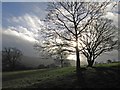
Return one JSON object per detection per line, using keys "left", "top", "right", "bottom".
{"left": 60, "top": 55, "right": 63, "bottom": 68}
{"left": 61, "top": 59, "right": 63, "bottom": 68}
{"left": 87, "top": 59, "right": 94, "bottom": 67}
{"left": 74, "top": 22, "right": 81, "bottom": 76}
{"left": 76, "top": 41, "right": 80, "bottom": 73}
{"left": 12, "top": 61, "right": 15, "bottom": 71}
{"left": 75, "top": 43, "right": 84, "bottom": 86}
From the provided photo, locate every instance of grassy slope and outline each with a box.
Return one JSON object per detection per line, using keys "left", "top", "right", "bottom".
{"left": 2, "top": 62, "right": 120, "bottom": 88}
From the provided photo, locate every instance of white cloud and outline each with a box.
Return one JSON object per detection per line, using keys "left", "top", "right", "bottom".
{"left": 6, "top": 13, "right": 45, "bottom": 42}
{"left": 106, "top": 2, "right": 117, "bottom": 12}
{"left": 2, "top": 13, "right": 46, "bottom": 57}
{"left": 10, "top": 14, "right": 44, "bottom": 28}
{"left": 105, "top": 12, "right": 118, "bottom": 26}
{"left": 3, "top": 27, "right": 38, "bottom": 42}
{"left": 104, "top": 2, "right": 119, "bottom": 27}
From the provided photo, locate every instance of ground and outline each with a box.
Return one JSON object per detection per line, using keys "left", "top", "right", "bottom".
{"left": 2, "top": 62, "right": 120, "bottom": 89}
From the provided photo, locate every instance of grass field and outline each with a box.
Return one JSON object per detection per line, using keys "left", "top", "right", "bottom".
{"left": 2, "top": 62, "right": 120, "bottom": 88}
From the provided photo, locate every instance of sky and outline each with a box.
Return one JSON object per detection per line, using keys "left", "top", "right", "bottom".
{"left": 1, "top": 1, "right": 119, "bottom": 65}
{"left": 2, "top": 2, "right": 48, "bottom": 57}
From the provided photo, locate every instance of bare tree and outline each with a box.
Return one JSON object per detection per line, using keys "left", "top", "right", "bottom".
{"left": 80, "top": 18, "right": 117, "bottom": 67}
{"left": 35, "top": 36, "right": 71, "bottom": 68}
{"left": 42, "top": 2, "right": 110, "bottom": 73}
{"left": 2, "top": 47, "right": 22, "bottom": 71}
{"left": 53, "top": 44, "right": 69, "bottom": 68}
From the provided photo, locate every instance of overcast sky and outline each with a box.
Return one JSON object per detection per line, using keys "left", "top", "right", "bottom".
{"left": 1, "top": 2, "right": 119, "bottom": 62}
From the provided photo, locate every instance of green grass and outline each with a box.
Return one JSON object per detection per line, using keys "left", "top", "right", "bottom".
{"left": 94, "top": 62, "right": 120, "bottom": 67}
{"left": 3, "top": 67, "right": 76, "bottom": 88}
{"left": 2, "top": 62, "right": 120, "bottom": 88}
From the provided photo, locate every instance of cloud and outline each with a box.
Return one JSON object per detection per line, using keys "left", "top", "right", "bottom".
{"left": 105, "top": 2, "right": 119, "bottom": 26}
{"left": 2, "top": 30, "right": 39, "bottom": 57}
{"left": 105, "top": 2, "right": 117, "bottom": 12}
{"left": 5, "top": 13, "right": 45, "bottom": 42}
{"left": 2, "top": 13, "right": 45, "bottom": 57}
{"left": 105, "top": 12, "right": 118, "bottom": 26}
{"left": 3, "top": 28, "right": 37, "bottom": 42}
{"left": 8, "top": 13, "right": 44, "bottom": 30}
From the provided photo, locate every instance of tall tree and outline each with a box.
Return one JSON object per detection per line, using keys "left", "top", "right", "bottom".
{"left": 2, "top": 47, "right": 22, "bottom": 71}
{"left": 44, "top": 2, "right": 110, "bottom": 73}
{"left": 79, "top": 18, "right": 117, "bottom": 67}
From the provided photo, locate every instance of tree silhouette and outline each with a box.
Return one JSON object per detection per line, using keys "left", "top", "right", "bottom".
{"left": 2, "top": 47, "right": 22, "bottom": 71}
{"left": 80, "top": 18, "right": 117, "bottom": 67}
{"left": 43, "top": 2, "right": 110, "bottom": 73}
{"left": 35, "top": 1, "right": 115, "bottom": 75}
{"left": 53, "top": 43, "right": 69, "bottom": 68}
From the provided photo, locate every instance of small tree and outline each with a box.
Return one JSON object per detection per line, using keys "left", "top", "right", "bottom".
{"left": 53, "top": 43, "right": 70, "bottom": 68}
{"left": 80, "top": 18, "right": 117, "bottom": 67}
{"left": 37, "top": 64, "right": 46, "bottom": 69}
{"left": 2, "top": 47, "right": 22, "bottom": 71}
{"left": 35, "top": 37, "right": 70, "bottom": 68}
{"left": 107, "top": 60, "right": 112, "bottom": 63}
{"left": 46, "top": 63, "right": 57, "bottom": 68}
{"left": 63, "top": 60, "right": 72, "bottom": 67}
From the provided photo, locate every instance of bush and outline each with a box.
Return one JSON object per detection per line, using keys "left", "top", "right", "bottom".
{"left": 37, "top": 64, "right": 46, "bottom": 69}
{"left": 46, "top": 63, "right": 57, "bottom": 68}
{"left": 107, "top": 60, "right": 112, "bottom": 63}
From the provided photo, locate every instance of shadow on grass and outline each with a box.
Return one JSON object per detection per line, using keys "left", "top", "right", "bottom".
{"left": 27, "top": 66, "right": 120, "bottom": 88}
{"left": 82, "top": 66, "right": 120, "bottom": 88}
{"left": 3, "top": 65, "right": 120, "bottom": 88}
